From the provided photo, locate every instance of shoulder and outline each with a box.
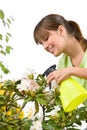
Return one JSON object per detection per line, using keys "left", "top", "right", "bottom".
{"left": 57, "top": 54, "right": 72, "bottom": 69}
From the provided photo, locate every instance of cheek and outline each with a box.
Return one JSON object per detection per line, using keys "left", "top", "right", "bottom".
{"left": 54, "top": 43, "right": 63, "bottom": 56}
{"left": 55, "top": 37, "right": 64, "bottom": 50}
{"left": 54, "top": 42, "right": 61, "bottom": 50}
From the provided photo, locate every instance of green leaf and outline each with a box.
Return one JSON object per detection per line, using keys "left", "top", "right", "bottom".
{"left": 5, "top": 35, "right": 9, "bottom": 42}
{"left": 0, "top": 34, "right": 3, "bottom": 40}
{"left": 35, "top": 100, "right": 39, "bottom": 114}
{"left": 0, "top": 44, "right": 3, "bottom": 48}
{"left": 0, "top": 10, "right": 4, "bottom": 20}
{"left": 7, "top": 18, "right": 11, "bottom": 24}
{"left": 0, "top": 100, "right": 5, "bottom": 106}
{"left": 36, "top": 93, "right": 48, "bottom": 105}
{"left": 36, "top": 97, "right": 46, "bottom": 105}
{"left": 7, "top": 125, "right": 13, "bottom": 130}
{"left": 10, "top": 119, "right": 19, "bottom": 124}
{"left": 0, "top": 95, "right": 5, "bottom": 99}
{"left": 0, "top": 121, "right": 8, "bottom": 126}
{"left": 0, "top": 62, "right": 10, "bottom": 74}
{"left": 5, "top": 46, "right": 13, "bottom": 54}
{"left": 42, "top": 121, "right": 57, "bottom": 130}
{"left": 7, "top": 33, "right": 12, "bottom": 37}
{"left": 0, "top": 50, "right": 6, "bottom": 55}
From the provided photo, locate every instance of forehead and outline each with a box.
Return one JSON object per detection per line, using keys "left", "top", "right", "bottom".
{"left": 36, "top": 28, "right": 50, "bottom": 43}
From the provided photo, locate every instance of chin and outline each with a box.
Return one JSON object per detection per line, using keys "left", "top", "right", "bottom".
{"left": 53, "top": 53, "right": 58, "bottom": 57}
{"left": 51, "top": 51, "right": 59, "bottom": 57}
{"left": 53, "top": 52, "right": 60, "bottom": 57}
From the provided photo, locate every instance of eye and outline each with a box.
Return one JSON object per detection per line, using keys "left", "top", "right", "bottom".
{"left": 44, "top": 36, "right": 49, "bottom": 41}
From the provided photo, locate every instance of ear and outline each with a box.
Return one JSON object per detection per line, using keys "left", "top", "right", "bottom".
{"left": 58, "top": 25, "right": 65, "bottom": 36}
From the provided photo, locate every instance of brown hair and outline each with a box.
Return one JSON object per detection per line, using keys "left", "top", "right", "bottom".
{"left": 33, "top": 14, "right": 87, "bottom": 51}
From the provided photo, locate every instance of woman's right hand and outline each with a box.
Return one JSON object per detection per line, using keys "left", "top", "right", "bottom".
{"left": 47, "top": 67, "right": 73, "bottom": 85}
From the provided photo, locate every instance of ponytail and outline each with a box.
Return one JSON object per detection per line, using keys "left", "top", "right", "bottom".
{"left": 68, "top": 20, "right": 83, "bottom": 40}
{"left": 68, "top": 20, "right": 87, "bottom": 50}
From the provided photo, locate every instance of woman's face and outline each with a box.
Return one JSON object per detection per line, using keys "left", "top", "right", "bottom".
{"left": 41, "top": 27, "right": 66, "bottom": 57}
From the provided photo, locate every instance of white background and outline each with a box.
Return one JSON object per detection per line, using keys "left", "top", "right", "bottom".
{"left": 0, "top": 0, "right": 87, "bottom": 129}
{"left": 1, "top": 0, "right": 87, "bottom": 80}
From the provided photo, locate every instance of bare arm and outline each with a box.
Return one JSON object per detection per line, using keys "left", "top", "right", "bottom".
{"left": 70, "top": 67, "right": 87, "bottom": 79}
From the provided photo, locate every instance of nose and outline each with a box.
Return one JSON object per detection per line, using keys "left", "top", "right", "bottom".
{"left": 43, "top": 42, "right": 48, "bottom": 50}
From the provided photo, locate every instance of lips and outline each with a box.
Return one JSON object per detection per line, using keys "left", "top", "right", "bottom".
{"left": 50, "top": 49, "right": 54, "bottom": 54}
{"left": 48, "top": 46, "right": 54, "bottom": 54}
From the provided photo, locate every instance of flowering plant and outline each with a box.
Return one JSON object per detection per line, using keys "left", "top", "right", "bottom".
{"left": 1, "top": 9, "right": 87, "bottom": 130}
{"left": 0, "top": 68, "right": 87, "bottom": 130}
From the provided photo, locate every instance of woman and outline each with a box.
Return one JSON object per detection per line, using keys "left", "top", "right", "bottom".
{"left": 33, "top": 14, "right": 87, "bottom": 90}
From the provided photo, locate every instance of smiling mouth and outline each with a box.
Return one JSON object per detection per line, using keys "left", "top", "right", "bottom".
{"left": 49, "top": 47, "right": 54, "bottom": 54}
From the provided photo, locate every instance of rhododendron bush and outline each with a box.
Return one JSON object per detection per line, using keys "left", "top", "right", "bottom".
{"left": 0, "top": 68, "right": 87, "bottom": 130}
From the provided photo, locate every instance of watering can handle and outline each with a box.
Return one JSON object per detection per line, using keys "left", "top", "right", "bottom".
{"left": 42, "top": 64, "right": 56, "bottom": 89}
{"left": 42, "top": 64, "right": 56, "bottom": 77}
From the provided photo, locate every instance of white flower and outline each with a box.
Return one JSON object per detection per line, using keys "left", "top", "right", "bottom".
{"left": 50, "top": 106, "right": 60, "bottom": 116}
{"left": 30, "top": 120, "right": 42, "bottom": 130}
{"left": 23, "top": 102, "right": 35, "bottom": 118}
{"left": 29, "top": 105, "right": 43, "bottom": 130}
{"left": 54, "top": 105, "right": 61, "bottom": 112}
{"left": 17, "top": 79, "right": 31, "bottom": 92}
{"left": 46, "top": 105, "right": 60, "bottom": 117}
{"left": 51, "top": 80, "right": 59, "bottom": 91}
{"left": 33, "top": 106, "right": 43, "bottom": 121}
{"left": 22, "top": 68, "right": 36, "bottom": 79}
{"left": 17, "top": 78, "right": 39, "bottom": 92}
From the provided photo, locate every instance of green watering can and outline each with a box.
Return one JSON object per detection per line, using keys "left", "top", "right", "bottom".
{"left": 60, "top": 78, "right": 87, "bottom": 112}
{"left": 43, "top": 65, "right": 87, "bottom": 112}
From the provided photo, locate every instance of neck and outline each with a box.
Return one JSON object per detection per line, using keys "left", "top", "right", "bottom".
{"left": 65, "top": 38, "right": 84, "bottom": 67}
{"left": 71, "top": 51, "right": 84, "bottom": 67}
